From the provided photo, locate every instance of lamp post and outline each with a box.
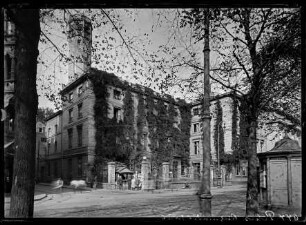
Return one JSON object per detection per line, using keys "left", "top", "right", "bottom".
{"left": 198, "top": 8, "right": 212, "bottom": 216}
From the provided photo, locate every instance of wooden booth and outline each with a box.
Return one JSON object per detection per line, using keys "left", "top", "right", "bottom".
{"left": 257, "top": 135, "right": 301, "bottom": 209}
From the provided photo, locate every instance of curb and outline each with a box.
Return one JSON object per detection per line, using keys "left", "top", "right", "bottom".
{"left": 34, "top": 194, "right": 48, "bottom": 201}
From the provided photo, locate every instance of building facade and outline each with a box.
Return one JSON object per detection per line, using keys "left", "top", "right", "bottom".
{"left": 39, "top": 14, "right": 301, "bottom": 186}
{"left": 4, "top": 9, "right": 16, "bottom": 192}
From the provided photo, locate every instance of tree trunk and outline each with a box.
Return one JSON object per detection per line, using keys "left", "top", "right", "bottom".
{"left": 240, "top": 100, "right": 260, "bottom": 216}
{"left": 8, "top": 9, "right": 40, "bottom": 218}
{"left": 245, "top": 118, "right": 259, "bottom": 216}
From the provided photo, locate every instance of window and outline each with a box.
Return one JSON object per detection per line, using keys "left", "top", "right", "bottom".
{"left": 113, "top": 90, "right": 121, "bottom": 100}
{"left": 193, "top": 108, "right": 199, "bottom": 116}
{"left": 41, "top": 137, "right": 46, "bottom": 142}
{"left": 48, "top": 128, "right": 51, "bottom": 137}
{"left": 181, "top": 164, "right": 185, "bottom": 176}
{"left": 6, "top": 21, "right": 14, "bottom": 35}
{"left": 77, "top": 157, "right": 82, "bottom": 177}
{"left": 193, "top": 123, "right": 200, "bottom": 133}
{"left": 113, "top": 107, "right": 122, "bottom": 121}
{"left": 54, "top": 161, "right": 58, "bottom": 177}
{"left": 55, "top": 124, "right": 58, "bottom": 134}
{"left": 54, "top": 140, "right": 57, "bottom": 152}
{"left": 194, "top": 141, "right": 200, "bottom": 155}
{"left": 48, "top": 162, "right": 50, "bottom": 176}
{"left": 164, "top": 103, "right": 168, "bottom": 110}
{"left": 5, "top": 54, "right": 12, "bottom": 80}
{"left": 69, "top": 92, "right": 73, "bottom": 101}
{"left": 39, "top": 127, "right": 43, "bottom": 133}
{"left": 47, "top": 143, "right": 50, "bottom": 155}
{"left": 69, "top": 108, "right": 73, "bottom": 123}
{"left": 68, "top": 128, "right": 73, "bottom": 149}
{"left": 78, "top": 103, "right": 83, "bottom": 118}
{"left": 78, "top": 85, "right": 83, "bottom": 96}
{"left": 77, "top": 125, "right": 83, "bottom": 147}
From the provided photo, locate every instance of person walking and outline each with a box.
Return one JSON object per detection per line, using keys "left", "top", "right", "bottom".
{"left": 131, "top": 176, "right": 136, "bottom": 190}
{"left": 93, "top": 175, "right": 97, "bottom": 190}
{"left": 117, "top": 175, "right": 123, "bottom": 190}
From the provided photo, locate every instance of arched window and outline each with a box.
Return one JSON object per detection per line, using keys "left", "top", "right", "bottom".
{"left": 5, "top": 54, "right": 12, "bottom": 80}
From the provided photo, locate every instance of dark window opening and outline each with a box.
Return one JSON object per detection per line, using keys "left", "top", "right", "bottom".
{"left": 113, "top": 90, "right": 121, "bottom": 100}
{"left": 6, "top": 54, "right": 12, "bottom": 80}
{"left": 68, "top": 128, "right": 73, "bottom": 149}
{"left": 78, "top": 103, "right": 83, "bottom": 118}
{"left": 113, "top": 107, "right": 122, "bottom": 121}
{"left": 193, "top": 108, "right": 199, "bottom": 116}
{"left": 77, "top": 125, "right": 82, "bottom": 147}
{"left": 69, "top": 108, "right": 73, "bottom": 123}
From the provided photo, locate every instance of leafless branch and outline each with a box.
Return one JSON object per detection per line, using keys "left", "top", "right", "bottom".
{"left": 100, "top": 9, "right": 137, "bottom": 64}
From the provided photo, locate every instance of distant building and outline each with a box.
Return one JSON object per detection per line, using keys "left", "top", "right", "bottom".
{"left": 36, "top": 121, "right": 47, "bottom": 181}
{"left": 4, "top": 9, "right": 16, "bottom": 193}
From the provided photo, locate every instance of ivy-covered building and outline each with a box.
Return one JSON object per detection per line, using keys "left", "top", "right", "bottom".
{"left": 189, "top": 93, "right": 245, "bottom": 181}
{"left": 41, "top": 68, "right": 192, "bottom": 183}
{"left": 41, "top": 15, "right": 191, "bottom": 184}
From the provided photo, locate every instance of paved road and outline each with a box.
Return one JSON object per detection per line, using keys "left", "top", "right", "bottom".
{"left": 5, "top": 183, "right": 301, "bottom": 218}
{"left": 32, "top": 184, "right": 247, "bottom": 217}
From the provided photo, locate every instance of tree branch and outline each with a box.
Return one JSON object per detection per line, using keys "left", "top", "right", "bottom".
{"left": 101, "top": 9, "right": 137, "bottom": 64}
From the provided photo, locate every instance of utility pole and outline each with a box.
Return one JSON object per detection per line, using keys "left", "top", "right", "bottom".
{"left": 198, "top": 8, "right": 212, "bottom": 216}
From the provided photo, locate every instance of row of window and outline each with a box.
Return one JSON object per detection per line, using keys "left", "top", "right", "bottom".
{"left": 68, "top": 124, "right": 83, "bottom": 149}
{"left": 47, "top": 157, "right": 83, "bottom": 178}
{"left": 5, "top": 54, "right": 15, "bottom": 80}
{"left": 68, "top": 103, "right": 83, "bottom": 123}
{"left": 68, "top": 85, "right": 85, "bottom": 102}
{"left": 47, "top": 139, "right": 58, "bottom": 153}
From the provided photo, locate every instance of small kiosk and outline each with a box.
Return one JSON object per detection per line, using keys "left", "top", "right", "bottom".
{"left": 257, "top": 135, "right": 301, "bottom": 209}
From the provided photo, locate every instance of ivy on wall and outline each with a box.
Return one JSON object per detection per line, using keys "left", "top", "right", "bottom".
{"left": 89, "top": 68, "right": 191, "bottom": 175}
{"left": 90, "top": 69, "right": 130, "bottom": 176}
{"left": 213, "top": 100, "right": 225, "bottom": 165}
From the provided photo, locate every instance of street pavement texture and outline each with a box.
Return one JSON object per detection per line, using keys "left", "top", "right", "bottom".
{"left": 4, "top": 182, "right": 301, "bottom": 219}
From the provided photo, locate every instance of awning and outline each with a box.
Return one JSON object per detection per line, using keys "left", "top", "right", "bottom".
{"left": 116, "top": 167, "right": 134, "bottom": 174}
{"left": 4, "top": 141, "right": 15, "bottom": 156}
{"left": 4, "top": 141, "right": 14, "bottom": 149}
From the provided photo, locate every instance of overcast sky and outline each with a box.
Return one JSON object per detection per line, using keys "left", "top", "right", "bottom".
{"left": 37, "top": 9, "right": 220, "bottom": 110}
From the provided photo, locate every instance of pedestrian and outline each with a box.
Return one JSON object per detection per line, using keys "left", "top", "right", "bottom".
{"left": 117, "top": 175, "right": 123, "bottom": 190}
{"left": 131, "top": 176, "right": 136, "bottom": 190}
{"left": 93, "top": 175, "right": 97, "bottom": 190}
{"left": 127, "top": 175, "right": 132, "bottom": 190}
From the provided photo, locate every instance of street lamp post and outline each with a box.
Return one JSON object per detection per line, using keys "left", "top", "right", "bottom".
{"left": 198, "top": 8, "right": 212, "bottom": 217}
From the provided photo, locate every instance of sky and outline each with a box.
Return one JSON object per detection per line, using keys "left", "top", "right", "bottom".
{"left": 37, "top": 9, "right": 220, "bottom": 111}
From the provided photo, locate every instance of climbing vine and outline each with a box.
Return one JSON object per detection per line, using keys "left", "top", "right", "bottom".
{"left": 213, "top": 99, "right": 225, "bottom": 166}
{"left": 89, "top": 68, "right": 190, "bottom": 177}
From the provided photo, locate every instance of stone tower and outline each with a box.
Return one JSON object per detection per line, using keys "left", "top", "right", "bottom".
{"left": 67, "top": 14, "right": 92, "bottom": 83}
